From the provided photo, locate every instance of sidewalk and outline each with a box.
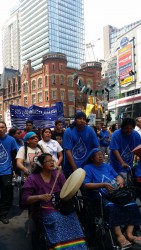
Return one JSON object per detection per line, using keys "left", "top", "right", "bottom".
{"left": 0, "top": 187, "right": 31, "bottom": 250}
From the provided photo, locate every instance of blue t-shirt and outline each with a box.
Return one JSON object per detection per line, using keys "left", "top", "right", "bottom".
{"left": 0, "top": 134, "right": 18, "bottom": 175}
{"left": 110, "top": 129, "right": 141, "bottom": 173}
{"left": 62, "top": 125, "right": 99, "bottom": 176}
{"left": 134, "top": 162, "right": 141, "bottom": 177}
{"left": 99, "top": 130, "right": 110, "bottom": 147}
{"left": 83, "top": 162, "right": 118, "bottom": 198}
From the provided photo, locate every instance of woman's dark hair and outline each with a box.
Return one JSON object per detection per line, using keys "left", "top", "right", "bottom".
{"left": 111, "top": 123, "right": 118, "bottom": 132}
{"left": 8, "top": 127, "right": 18, "bottom": 136}
{"left": 41, "top": 127, "right": 52, "bottom": 137}
{"left": 33, "top": 153, "right": 52, "bottom": 173}
{"left": 121, "top": 118, "right": 136, "bottom": 129}
{"left": 8, "top": 127, "right": 23, "bottom": 145}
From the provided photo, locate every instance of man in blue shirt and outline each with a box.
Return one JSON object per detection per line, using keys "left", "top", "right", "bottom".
{"left": 62, "top": 112, "right": 99, "bottom": 177}
{"left": 97, "top": 124, "right": 110, "bottom": 157}
{"left": 110, "top": 118, "right": 141, "bottom": 178}
{"left": 0, "top": 121, "right": 18, "bottom": 224}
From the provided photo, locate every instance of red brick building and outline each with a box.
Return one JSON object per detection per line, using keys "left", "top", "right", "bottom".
{"left": 0, "top": 52, "right": 103, "bottom": 121}
{"left": 21, "top": 52, "right": 102, "bottom": 117}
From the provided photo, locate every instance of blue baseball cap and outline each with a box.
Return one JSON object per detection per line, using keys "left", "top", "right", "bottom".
{"left": 23, "top": 132, "right": 37, "bottom": 142}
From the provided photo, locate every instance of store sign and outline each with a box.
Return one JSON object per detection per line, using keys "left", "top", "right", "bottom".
{"left": 117, "top": 42, "right": 133, "bottom": 87}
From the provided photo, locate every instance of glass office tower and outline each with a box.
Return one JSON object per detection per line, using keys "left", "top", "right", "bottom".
{"left": 20, "top": 0, "right": 85, "bottom": 70}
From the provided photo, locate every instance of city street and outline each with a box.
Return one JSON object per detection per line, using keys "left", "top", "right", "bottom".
{"left": 0, "top": 186, "right": 141, "bottom": 250}
{"left": 0, "top": 187, "right": 31, "bottom": 250}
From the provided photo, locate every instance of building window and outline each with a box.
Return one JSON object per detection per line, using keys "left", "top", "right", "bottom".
{"left": 5, "top": 102, "right": 8, "bottom": 110}
{"left": 60, "top": 75, "right": 64, "bottom": 85}
{"left": 67, "top": 77, "right": 73, "bottom": 87}
{"left": 51, "top": 75, "right": 56, "bottom": 85}
{"left": 45, "top": 91, "right": 49, "bottom": 101}
{"left": 87, "top": 80, "right": 92, "bottom": 89}
{"left": 52, "top": 90, "right": 57, "bottom": 100}
{"left": 32, "top": 80, "right": 36, "bottom": 90}
{"left": 68, "top": 106, "right": 74, "bottom": 117}
{"left": 24, "top": 96, "right": 28, "bottom": 107}
{"left": 52, "top": 64, "right": 55, "bottom": 70}
{"left": 32, "top": 94, "right": 36, "bottom": 104}
{"left": 68, "top": 92, "right": 74, "bottom": 101}
{"left": 8, "top": 80, "right": 11, "bottom": 94}
{"left": 45, "top": 75, "right": 48, "bottom": 87}
{"left": 59, "top": 64, "right": 63, "bottom": 70}
{"left": 0, "top": 104, "right": 2, "bottom": 111}
{"left": 13, "top": 78, "right": 16, "bottom": 92}
{"left": 38, "top": 78, "right": 42, "bottom": 89}
{"left": 18, "top": 76, "right": 21, "bottom": 91}
{"left": 60, "top": 90, "right": 65, "bottom": 101}
{"left": 38, "top": 93, "right": 42, "bottom": 103}
{"left": 23, "top": 82, "right": 28, "bottom": 93}
{"left": 16, "top": 99, "right": 20, "bottom": 105}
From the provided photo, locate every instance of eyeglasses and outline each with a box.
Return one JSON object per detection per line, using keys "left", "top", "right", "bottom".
{"left": 43, "top": 159, "right": 54, "bottom": 164}
{"left": 29, "top": 136, "right": 38, "bottom": 140}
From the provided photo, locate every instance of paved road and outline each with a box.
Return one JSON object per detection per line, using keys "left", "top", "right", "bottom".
{"left": 0, "top": 187, "right": 141, "bottom": 250}
{"left": 0, "top": 187, "right": 31, "bottom": 250}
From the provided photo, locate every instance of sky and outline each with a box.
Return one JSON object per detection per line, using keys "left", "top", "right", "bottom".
{"left": 0, "top": 0, "right": 141, "bottom": 72}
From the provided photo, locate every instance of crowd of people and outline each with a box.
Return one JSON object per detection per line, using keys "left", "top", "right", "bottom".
{"left": 1, "top": 113, "right": 141, "bottom": 249}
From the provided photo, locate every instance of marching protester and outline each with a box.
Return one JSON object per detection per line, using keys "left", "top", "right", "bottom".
{"left": 51, "top": 120, "right": 64, "bottom": 145}
{"left": 110, "top": 118, "right": 141, "bottom": 179}
{"left": 21, "top": 153, "right": 87, "bottom": 250}
{"left": 8, "top": 127, "right": 23, "bottom": 149}
{"left": 20, "top": 120, "right": 34, "bottom": 140}
{"left": 135, "top": 117, "right": 141, "bottom": 136}
{"left": 16, "top": 132, "right": 45, "bottom": 182}
{"left": 16, "top": 131, "right": 46, "bottom": 230}
{"left": 38, "top": 127, "right": 63, "bottom": 167}
{"left": 20, "top": 120, "right": 41, "bottom": 140}
{"left": 97, "top": 124, "right": 110, "bottom": 157}
{"left": 0, "top": 121, "right": 18, "bottom": 224}
{"left": 83, "top": 148, "right": 141, "bottom": 248}
{"left": 62, "top": 111, "right": 99, "bottom": 178}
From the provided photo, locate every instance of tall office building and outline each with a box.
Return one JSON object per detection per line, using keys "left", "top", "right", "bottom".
{"left": 20, "top": 0, "right": 85, "bottom": 70}
{"left": 103, "top": 20, "right": 141, "bottom": 59}
{"left": 2, "top": 3, "right": 20, "bottom": 70}
{"left": 102, "top": 20, "right": 141, "bottom": 101}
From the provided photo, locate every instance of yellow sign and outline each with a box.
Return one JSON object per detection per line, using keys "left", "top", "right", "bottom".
{"left": 86, "top": 104, "right": 94, "bottom": 117}
{"left": 120, "top": 76, "right": 132, "bottom": 85}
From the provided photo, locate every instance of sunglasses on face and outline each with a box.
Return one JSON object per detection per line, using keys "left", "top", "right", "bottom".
{"left": 29, "top": 136, "right": 38, "bottom": 140}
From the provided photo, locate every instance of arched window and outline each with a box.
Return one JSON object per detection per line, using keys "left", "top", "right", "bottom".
{"left": 51, "top": 75, "right": 56, "bottom": 85}
{"left": 45, "top": 75, "right": 48, "bottom": 87}
{"left": 60, "top": 75, "right": 64, "bottom": 85}
{"left": 67, "top": 77, "right": 73, "bottom": 87}
{"left": 32, "top": 80, "right": 36, "bottom": 90}
{"left": 38, "top": 78, "right": 42, "bottom": 89}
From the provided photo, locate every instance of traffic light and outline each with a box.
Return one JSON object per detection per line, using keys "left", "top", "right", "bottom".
{"left": 129, "top": 70, "right": 136, "bottom": 76}
{"left": 73, "top": 73, "right": 94, "bottom": 96}
{"left": 73, "top": 73, "right": 78, "bottom": 80}
{"left": 76, "top": 79, "right": 83, "bottom": 90}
